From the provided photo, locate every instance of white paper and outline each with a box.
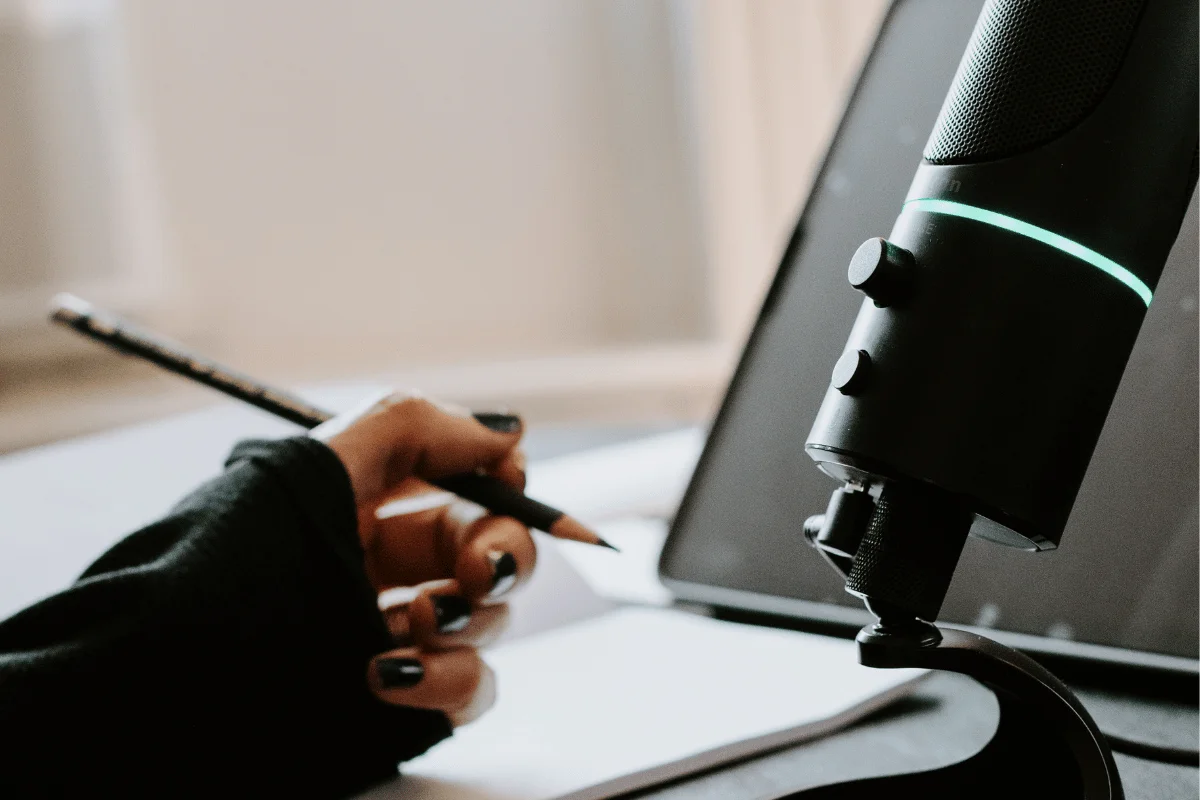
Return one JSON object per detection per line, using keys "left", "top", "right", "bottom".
{"left": 496, "top": 532, "right": 617, "bottom": 643}
{"left": 552, "top": 518, "right": 673, "bottom": 607}
{"left": 364, "top": 607, "right": 926, "bottom": 800}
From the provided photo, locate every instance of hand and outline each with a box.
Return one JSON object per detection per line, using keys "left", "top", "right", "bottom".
{"left": 312, "top": 392, "right": 534, "bottom": 727}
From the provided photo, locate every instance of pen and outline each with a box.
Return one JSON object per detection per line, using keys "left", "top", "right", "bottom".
{"left": 49, "top": 293, "right": 617, "bottom": 551}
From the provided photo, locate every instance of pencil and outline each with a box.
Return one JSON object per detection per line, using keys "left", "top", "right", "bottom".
{"left": 49, "top": 293, "right": 617, "bottom": 551}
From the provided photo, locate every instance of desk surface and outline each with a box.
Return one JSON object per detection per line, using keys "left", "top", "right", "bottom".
{"left": 1, "top": 407, "right": 1195, "bottom": 799}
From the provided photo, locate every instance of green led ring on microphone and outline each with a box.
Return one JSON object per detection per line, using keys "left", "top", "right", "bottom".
{"left": 903, "top": 198, "right": 1153, "bottom": 307}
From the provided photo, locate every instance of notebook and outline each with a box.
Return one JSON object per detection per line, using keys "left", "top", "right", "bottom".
{"left": 363, "top": 606, "right": 926, "bottom": 800}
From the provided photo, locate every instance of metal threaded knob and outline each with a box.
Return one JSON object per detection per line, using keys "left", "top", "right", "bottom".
{"left": 845, "top": 481, "right": 973, "bottom": 623}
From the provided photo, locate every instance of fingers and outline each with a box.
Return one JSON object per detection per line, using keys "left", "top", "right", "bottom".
{"left": 373, "top": 580, "right": 509, "bottom": 730}
{"left": 369, "top": 646, "right": 497, "bottom": 728}
{"left": 488, "top": 446, "right": 527, "bottom": 493}
{"left": 382, "top": 581, "right": 511, "bottom": 650}
{"left": 368, "top": 501, "right": 537, "bottom": 595}
{"left": 313, "top": 393, "right": 524, "bottom": 509}
{"left": 454, "top": 515, "right": 537, "bottom": 603}
{"left": 386, "top": 396, "right": 523, "bottom": 478}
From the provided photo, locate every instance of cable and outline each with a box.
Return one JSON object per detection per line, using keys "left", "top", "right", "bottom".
{"left": 1104, "top": 731, "right": 1200, "bottom": 767}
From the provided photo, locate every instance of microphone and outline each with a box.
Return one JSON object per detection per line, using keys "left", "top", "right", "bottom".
{"left": 803, "top": 0, "right": 1198, "bottom": 625}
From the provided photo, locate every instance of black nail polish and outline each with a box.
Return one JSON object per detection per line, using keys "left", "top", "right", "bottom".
{"left": 473, "top": 412, "right": 522, "bottom": 434}
{"left": 432, "top": 595, "right": 472, "bottom": 633}
{"left": 487, "top": 550, "right": 518, "bottom": 598}
{"left": 376, "top": 658, "right": 424, "bottom": 689}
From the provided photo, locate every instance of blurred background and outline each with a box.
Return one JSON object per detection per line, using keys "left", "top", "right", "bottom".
{"left": 0, "top": 0, "right": 887, "bottom": 454}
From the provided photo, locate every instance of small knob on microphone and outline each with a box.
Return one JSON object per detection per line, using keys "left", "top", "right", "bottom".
{"left": 848, "top": 237, "right": 915, "bottom": 307}
{"left": 832, "top": 349, "right": 871, "bottom": 396}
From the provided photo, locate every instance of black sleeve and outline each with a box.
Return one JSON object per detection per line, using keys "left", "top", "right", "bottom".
{"left": 0, "top": 436, "right": 451, "bottom": 798}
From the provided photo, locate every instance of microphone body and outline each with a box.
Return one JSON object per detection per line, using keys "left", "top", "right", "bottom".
{"left": 805, "top": 0, "right": 1197, "bottom": 621}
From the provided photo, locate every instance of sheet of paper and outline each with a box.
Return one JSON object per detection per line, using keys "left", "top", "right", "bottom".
{"left": 552, "top": 518, "right": 673, "bottom": 607}
{"left": 364, "top": 607, "right": 926, "bottom": 800}
{"left": 494, "top": 532, "right": 617, "bottom": 643}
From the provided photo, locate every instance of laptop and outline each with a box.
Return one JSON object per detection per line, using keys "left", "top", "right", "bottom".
{"left": 658, "top": 0, "right": 1199, "bottom": 680}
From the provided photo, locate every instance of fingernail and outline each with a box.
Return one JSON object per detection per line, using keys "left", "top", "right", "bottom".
{"left": 473, "top": 412, "right": 522, "bottom": 434}
{"left": 432, "top": 595, "right": 472, "bottom": 633}
{"left": 376, "top": 657, "right": 424, "bottom": 689}
{"left": 487, "top": 550, "right": 518, "bottom": 598}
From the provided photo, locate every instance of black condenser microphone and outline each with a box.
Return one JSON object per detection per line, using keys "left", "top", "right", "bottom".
{"left": 803, "top": 0, "right": 1198, "bottom": 624}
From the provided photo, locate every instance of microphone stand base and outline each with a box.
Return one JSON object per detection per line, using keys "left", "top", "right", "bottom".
{"left": 774, "top": 622, "right": 1123, "bottom": 799}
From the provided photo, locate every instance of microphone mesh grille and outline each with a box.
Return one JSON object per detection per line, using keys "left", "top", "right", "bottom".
{"left": 924, "top": 0, "right": 1145, "bottom": 165}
